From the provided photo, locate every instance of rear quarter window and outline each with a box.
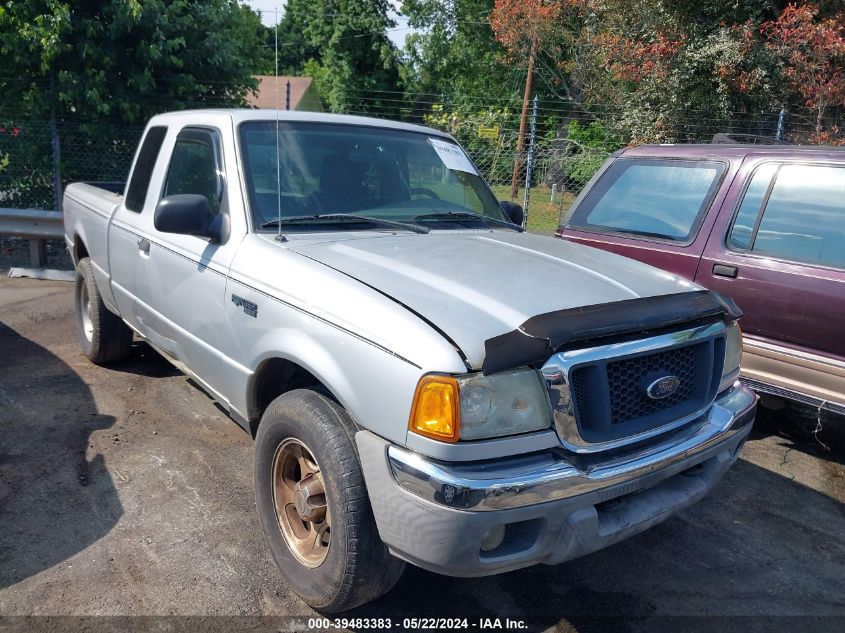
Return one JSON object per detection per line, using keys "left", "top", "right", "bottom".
{"left": 125, "top": 126, "right": 167, "bottom": 212}
{"left": 568, "top": 158, "right": 725, "bottom": 242}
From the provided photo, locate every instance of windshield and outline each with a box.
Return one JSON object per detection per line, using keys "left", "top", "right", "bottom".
{"left": 238, "top": 121, "right": 508, "bottom": 231}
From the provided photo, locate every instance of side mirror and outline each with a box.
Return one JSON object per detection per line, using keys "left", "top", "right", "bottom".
{"left": 154, "top": 194, "right": 220, "bottom": 242}
{"left": 499, "top": 200, "right": 525, "bottom": 227}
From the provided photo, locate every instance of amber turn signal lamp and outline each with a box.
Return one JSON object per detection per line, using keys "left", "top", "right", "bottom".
{"left": 408, "top": 375, "right": 460, "bottom": 443}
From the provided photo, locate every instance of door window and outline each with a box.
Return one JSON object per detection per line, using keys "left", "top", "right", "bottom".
{"left": 726, "top": 163, "right": 778, "bottom": 250}
{"left": 163, "top": 128, "right": 223, "bottom": 215}
{"left": 728, "top": 164, "right": 845, "bottom": 270}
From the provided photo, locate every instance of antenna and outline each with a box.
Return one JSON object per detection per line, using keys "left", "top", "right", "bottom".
{"left": 274, "top": 6, "right": 286, "bottom": 242}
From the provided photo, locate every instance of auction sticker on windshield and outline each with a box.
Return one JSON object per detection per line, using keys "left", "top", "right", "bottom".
{"left": 428, "top": 138, "right": 478, "bottom": 175}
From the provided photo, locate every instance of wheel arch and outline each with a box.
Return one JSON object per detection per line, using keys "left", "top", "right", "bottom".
{"left": 247, "top": 354, "right": 349, "bottom": 438}
{"left": 72, "top": 232, "right": 89, "bottom": 266}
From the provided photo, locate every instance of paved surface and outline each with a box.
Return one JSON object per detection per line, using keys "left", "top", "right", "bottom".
{"left": 0, "top": 276, "right": 843, "bottom": 630}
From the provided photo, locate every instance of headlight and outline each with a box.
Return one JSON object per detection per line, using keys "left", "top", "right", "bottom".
{"left": 408, "top": 369, "right": 552, "bottom": 442}
{"left": 719, "top": 322, "right": 742, "bottom": 393}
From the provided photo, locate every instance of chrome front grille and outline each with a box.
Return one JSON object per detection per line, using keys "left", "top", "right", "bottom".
{"left": 542, "top": 322, "right": 726, "bottom": 453}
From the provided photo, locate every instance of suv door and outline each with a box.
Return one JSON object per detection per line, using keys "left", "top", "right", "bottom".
{"left": 697, "top": 161, "right": 845, "bottom": 360}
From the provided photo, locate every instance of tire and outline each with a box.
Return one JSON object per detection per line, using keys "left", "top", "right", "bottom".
{"left": 75, "top": 257, "right": 133, "bottom": 364}
{"left": 254, "top": 389, "right": 405, "bottom": 612}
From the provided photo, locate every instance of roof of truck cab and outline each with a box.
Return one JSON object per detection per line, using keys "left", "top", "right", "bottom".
{"left": 146, "top": 108, "right": 453, "bottom": 139}
{"left": 620, "top": 143, "right": 845, "bottom": 161}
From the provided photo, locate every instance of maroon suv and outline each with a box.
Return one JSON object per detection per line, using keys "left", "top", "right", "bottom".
{"left": 556, "top": 143, "right": 845, "bottom": 417}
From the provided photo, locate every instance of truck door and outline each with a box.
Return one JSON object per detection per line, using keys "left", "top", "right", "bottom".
{"left": 107, "top": 125, "right": 168, "bottom": 335}
{"left": 696, "top": 161, "right": 845, "bottom": 358}
{"left": 141, "top": 126, "right": 241, "bottom": 403}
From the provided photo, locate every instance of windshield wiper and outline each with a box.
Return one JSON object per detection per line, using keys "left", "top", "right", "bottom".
{"left": 413, "top": 211, "right": 524, "bottom": 232}
{"left": 261, "top": 213, "right": 429, "bottom": 234}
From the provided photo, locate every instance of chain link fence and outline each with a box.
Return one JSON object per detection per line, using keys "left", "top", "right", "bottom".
{"left": 2, "top": 98, "right": 844, "bottom": 239}
{"left": 0, "top": 121, "right": 144, "bottom": 211}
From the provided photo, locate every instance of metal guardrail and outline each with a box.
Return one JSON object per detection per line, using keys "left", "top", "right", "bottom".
{"left": 0, "top": 208, "right": 64, "bottom": 268}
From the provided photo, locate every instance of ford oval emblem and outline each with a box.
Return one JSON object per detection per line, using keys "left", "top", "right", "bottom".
{"left": 646, "top": 375, "right": 681, "bottom": 400}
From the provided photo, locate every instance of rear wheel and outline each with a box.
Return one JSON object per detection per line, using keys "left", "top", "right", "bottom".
{"left": 254, "top": 389, "right": 404, "bottom": 612}
{"left": 75, "top": 257, "right": 133, "bottom": 364}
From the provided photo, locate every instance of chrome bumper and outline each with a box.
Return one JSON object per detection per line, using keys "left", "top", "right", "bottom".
{"left": 387, "top": 383, "right": 757, "bottom": 511}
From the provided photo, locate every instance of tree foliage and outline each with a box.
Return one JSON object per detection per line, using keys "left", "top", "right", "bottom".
{"left": 762, "top": 2, "right": 845, "bottom": 141}
{"left": 559, "top": 0, "right": 845, "bottom": 144}
{"left": 270, "top": 0, "right": 403, "bottom": 114}
{"left": 401, "top": 0, "right": 514, "bottom": 103}
{"left": 0, "top": 0, "right": 268, "bottom": 123}
{"left": 490, "top": 0, "right": 569, "bottom": 59}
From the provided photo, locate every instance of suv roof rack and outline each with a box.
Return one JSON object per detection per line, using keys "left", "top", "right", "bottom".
{"left": 711, "top": 133, "right": 786, "bottom": 145}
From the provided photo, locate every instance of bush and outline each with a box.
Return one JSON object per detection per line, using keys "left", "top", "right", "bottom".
{"left": 561, "top": 120, "right": 621, "bottom": 189}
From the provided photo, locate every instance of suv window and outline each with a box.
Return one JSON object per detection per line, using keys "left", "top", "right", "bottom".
{"left": 729, "top": 164, "right": 845, "bottom": 270}
{"left": 163, "top": 128, "right": 223, "bottom": 215}
{"left": 727, "top": 163, "right": 778, "bottom": 250}
{"left": 568, "top": 158, "right": 724, "bottom": 241}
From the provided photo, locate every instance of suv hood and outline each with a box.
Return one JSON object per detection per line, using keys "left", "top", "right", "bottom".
{"left": 287, "top": 231, "right": 698, "bottom": 369}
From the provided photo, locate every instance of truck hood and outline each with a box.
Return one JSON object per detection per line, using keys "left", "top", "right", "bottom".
{"left": 287, "top": 231, "right": 698, "bottom": 369}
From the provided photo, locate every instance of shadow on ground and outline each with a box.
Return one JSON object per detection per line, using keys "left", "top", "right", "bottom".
{"left": 103, "top": 341, "right": 182, "bottom": 379}
{"left": 0, "top": 321, "right": 121, "bottom": 588}
{"left": 751, "top": 402, "right": 845, "bottom": 467}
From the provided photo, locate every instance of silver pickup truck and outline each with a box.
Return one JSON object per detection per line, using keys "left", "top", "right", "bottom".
{"left": 63, "top": 109, "right": 756, "bottom": 612}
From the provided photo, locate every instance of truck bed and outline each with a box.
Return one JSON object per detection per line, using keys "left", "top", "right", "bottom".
{"left": 63, "top": 182, "right": 126, "bottom": 311}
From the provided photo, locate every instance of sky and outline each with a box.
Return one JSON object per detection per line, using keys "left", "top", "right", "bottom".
{"left": 240, "top": 1, "right": 414, "bottom": 49}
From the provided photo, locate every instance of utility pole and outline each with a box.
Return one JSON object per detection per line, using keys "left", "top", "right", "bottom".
{"left": 510, "top": 37, "right": 538, "bottom": 200}
{"left": 522, "top": 95, "right": 538, "bottom": 228}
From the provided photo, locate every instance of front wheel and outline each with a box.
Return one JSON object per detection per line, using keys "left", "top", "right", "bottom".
{"left": 254, "top": 389, "right": 405, "bottom": 612}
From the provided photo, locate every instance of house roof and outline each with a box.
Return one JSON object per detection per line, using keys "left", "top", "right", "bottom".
{"left": 247, "top": 76, "right": 317, "bottom": 110}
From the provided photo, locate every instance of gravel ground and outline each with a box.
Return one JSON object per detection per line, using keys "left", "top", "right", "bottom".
{"left": 0, "top": 274, "right": 843, "bottom": 633}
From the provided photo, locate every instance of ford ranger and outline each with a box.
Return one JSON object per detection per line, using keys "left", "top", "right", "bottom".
{"left": 63, "top": 110, "right": 756, "bottom": 612}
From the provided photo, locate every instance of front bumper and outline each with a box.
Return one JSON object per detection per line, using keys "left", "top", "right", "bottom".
{"left": 356, "top": 383, "right": 756, "bottom": 577}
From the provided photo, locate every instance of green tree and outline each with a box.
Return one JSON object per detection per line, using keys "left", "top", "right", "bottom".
{"left": 0, "top": 0, "right": 268, "bottom": 208}
{"left": 402, "top": 0, "right": 515, "bottom": 103}
{"left": 566, "top": 0, "right": 787, "bottom": 143}
{"left": 0, "top": 0, "right": 269, "bottom": 123}
{"left": 269, "top": 0, "right": 403, "bottom": 114}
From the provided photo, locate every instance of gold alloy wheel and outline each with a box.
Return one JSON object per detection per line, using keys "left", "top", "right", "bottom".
{"left": 271, "top": 438, "right": 331, "bottom": 567}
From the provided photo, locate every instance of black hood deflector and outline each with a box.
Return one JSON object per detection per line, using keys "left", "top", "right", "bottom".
{"left": 482, "top": 290, "right": 742, "bottom": 375}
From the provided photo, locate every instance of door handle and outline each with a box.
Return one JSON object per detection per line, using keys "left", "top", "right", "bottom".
{"left": 713, "top": 263, "right": 738, "bottom": 278}
{"left": 137, "top": 237, "right": 150, "bottom": 255}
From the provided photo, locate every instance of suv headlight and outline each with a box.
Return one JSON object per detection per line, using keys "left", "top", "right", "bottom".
{"left": 408, "top": 368, "right": 552, "bottom": 442}
{"left": 719, "top": 322, "right": 742, "bottom": 393}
